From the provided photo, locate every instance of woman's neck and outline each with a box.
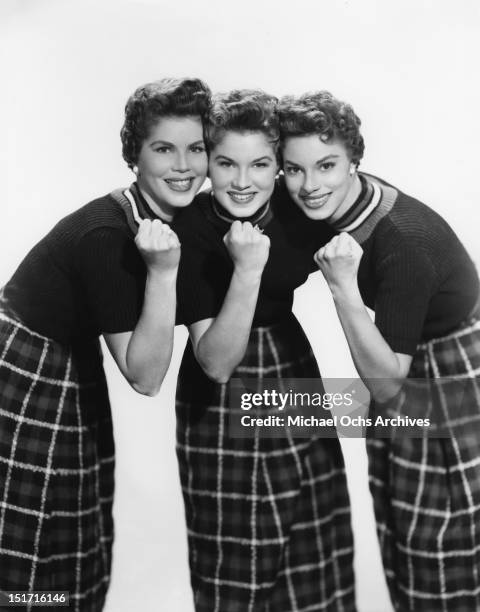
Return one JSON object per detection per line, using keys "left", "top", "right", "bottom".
{"left": 136, "top": 183, "right": 175, "bottom": 223}
{"left": 211, "top": 195, "right": 273, "bottom": 228}
{"left": 329, "top": 174, "right": 363, "bottom": 225}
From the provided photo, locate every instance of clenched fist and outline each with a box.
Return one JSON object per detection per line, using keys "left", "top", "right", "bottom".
{"left": 223, "top": 221, "right": 270, "bottom": 276}
{"left": 135, "top": 219, "right": 181, "bottom": 273}
{"left": 314, "top": 232, "right": 363, "bottom": 290}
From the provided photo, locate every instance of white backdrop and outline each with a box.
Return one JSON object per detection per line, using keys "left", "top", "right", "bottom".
{"left": 2, "top": 1, "right": 480, "bottom": 610}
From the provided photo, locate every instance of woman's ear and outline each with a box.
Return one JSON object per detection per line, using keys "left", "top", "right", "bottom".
{"left": 275, "top": 152, "right": 282, "bottom": 175}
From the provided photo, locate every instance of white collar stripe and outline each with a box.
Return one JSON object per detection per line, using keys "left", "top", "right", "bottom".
{"left": 123, "top": 188, "right": 143, "bottom": 226}
{"left": 341, "top": 181, "right": 381, "bottom": 233}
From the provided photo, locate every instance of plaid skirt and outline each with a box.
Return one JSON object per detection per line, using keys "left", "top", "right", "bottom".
{"left": 0, "top": 308, "right": 115, "bottom": 612}
{"left": 176, "top": 315, "right": 356, "bottom": 612}
{"left": 367, "top": 316, "right": 480, "bottom": 612}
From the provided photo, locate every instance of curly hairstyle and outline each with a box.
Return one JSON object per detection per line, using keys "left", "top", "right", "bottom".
{"left": 205, "top": 89, "right": 279, "bottom": 150}
{"left": 278, "top": 91, "right": 364, "bottom": 166}
{"left": 121, "top": 77, "right": 211, "bottom": 169}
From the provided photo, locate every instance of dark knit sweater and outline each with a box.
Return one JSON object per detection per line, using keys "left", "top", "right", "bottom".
{"left": 3, "top": 190, "right": 151, "bottom": 344}
{"left": 345, "top": 173, "right": 479, "bottom": 354}
{"left": 175, "top": 179, "right": 336, "bottom": 327}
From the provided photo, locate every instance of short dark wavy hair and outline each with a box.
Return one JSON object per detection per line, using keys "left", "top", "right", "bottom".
{"left": 205, "top": 89, "right": 279, "bottom": 150}
{"left": 121, "top": 77, "right": 211, "bottom": 169}
{"left": 278, "top": 91, "right": 365, "bottom": 166}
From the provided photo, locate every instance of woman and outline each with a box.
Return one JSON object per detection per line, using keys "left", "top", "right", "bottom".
{"left": 0, "top": 77, "right": 210, "bottom": 611}
{"left": 174, "top": 90, "right": 356, "bottom": 612}
{"left": 278, "top": 90, "right": 480, "bottom": 611}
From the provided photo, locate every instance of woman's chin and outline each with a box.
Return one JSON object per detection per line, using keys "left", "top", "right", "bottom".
{"left": 299, "top": 204, "right": 329, "bottom": 221}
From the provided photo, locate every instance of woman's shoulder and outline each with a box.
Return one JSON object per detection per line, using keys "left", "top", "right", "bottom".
{"left": 364, "top": 174, "right": 457, "bottom": 247}
{"left": 29, "top": 191, "right": 136, "bottom": 272}
{"left": 52, "top": 191, "right": 131, "bottom": 239}
{"left": 362, "top": 176, "right": 470, "bottom": 287}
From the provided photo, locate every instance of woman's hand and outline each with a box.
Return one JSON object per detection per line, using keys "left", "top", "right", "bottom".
{"left": 313, "top": 231, "right": 412, "bottom": 400}
{"left": 314, "top": 232, "right": 363, "bottom": 291}
{"left": 105, "top": 218, "right": 180, "bottom": 396}
{"left": 223, "top": 221, "right": 270, "bottom": 277}
{"left": 190, "top": 221, "right": 269, "bottom": 383}
{"left": 135, "top": 219, "right": 181, "bottom": 274}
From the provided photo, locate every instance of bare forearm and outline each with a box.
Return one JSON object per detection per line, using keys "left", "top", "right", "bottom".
{"left": 331, "top": 284, "right": 409, "bottom": 400}
{"left": 197, "top": 269, "right": 262, "bottom": 382}
{"left": 103, "top": 219, "right": 180, "bottom": 396}
{"left": 315, "top": 233, "right": 411, "bottom": 401}
{"left": 125, "top": 270, "right": 177, "bottom": 395}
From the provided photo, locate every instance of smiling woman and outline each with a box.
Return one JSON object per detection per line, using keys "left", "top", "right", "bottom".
{"left": 0, "top": 77, "right": 211, "bottom": 611}
{"left": 283, "top": 139, "right": 362, "bottom": 222}
{"left": 173, "top": 90, "right": 356, "bottom": 611}
{"left": 133, "top": 117, "right": 207, "bottom": 220}
{"left": 279, "top": 90, "right": 480, "bottom": 612}
{"left": 209, "top": 131, "right": 278, "bottom": 216}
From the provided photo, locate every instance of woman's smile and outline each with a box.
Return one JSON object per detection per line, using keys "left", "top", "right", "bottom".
{"left": 301, "top": 191, "right": 332, "bottom": 209}
{"left": 164, "top": 177, "right": 196, "bottom": 192}
{"left": 209, "top": 131, "right": 278, "bottom": 217}
{"left": 227, "top": 190, "right": 258, "bottom": 204}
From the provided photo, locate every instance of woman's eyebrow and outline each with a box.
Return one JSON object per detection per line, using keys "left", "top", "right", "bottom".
{"left": 252, "top": 155, "right": 273, "bottom": 163}
{"left": 149, "top": 139, "right": 205, "bottom": 148}
{"left": 285, "top": 154, "right": 339, "bottom": 166}
{"left": 149, "top": 139, "right": 173, "bottom": 147}
{"left": 317, "top": 154, "right": 340, "bottom": 163}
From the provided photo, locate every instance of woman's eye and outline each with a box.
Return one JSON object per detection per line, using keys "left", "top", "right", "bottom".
{"left": 253, "top": 162, "right": 268, "bottom": 169}
{"left": 320, "top": 162, "right": 335, "bottom": 171}
{"left": 155, "top": 146, "right": 171, "bottom": 154}
{"left": 285, "top": 166, "right": 301, "bottom": 175}
{"left": 190, "top": 145, "right": 206, "bottom": 153}
{"left": 219, "top": 161, "right": 232, "bottom": 168}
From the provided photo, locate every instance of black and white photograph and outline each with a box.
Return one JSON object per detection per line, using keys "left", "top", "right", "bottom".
{"left": 1, "top": 1, "right": 480, "bottom": 610}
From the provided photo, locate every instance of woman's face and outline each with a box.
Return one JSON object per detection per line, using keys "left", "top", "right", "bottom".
{"left": 136, "top": 115, "right": 207, "bottom": 220}
{"left": 209, "top": 131, "right": 278, "bottom": 217}
{"left": 282, "top": 134, "right": 357, "bottom": 222}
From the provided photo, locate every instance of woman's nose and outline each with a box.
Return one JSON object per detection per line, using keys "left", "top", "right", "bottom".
{"left": 172, "top": 151, "right": 189, "bottom": 173}
{"left": 301, "top": 172, "right": 319, "bottom": 194}
{"left": 231, "top": 167, "right": 250, "bottom": 189}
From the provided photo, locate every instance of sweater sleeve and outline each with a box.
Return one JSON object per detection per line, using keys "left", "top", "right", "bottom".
{"left": 176, "top": 222, "right": 232, "bottom": 326}
{"left": 73, "top": 227, "right": 146, "bottom": 334}
{"left": 373, "top": 244, "right": 437, "bottom": 355}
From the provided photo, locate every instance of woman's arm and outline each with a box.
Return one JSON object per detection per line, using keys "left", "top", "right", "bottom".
{"left": 315, "top": 232, "right": 412, "bottom": 401}
{"left": 104, "top": 219, "right": 180, "bottom": 396}
{"left": 189, "top": 221, "right": 270, "bottom": 383}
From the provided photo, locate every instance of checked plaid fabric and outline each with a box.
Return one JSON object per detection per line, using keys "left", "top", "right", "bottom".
{"left": 176, "top": 315, "right": 356, "bottom": 612}
{"left": 368, "top": 317, "right": 480, "bottom": 612}
{"left": 0, "top": 309, "right": 114, "bottom": 612}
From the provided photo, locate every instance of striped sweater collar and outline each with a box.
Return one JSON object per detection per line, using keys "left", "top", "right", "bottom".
{"left": 330, "top": 173, "right": 398, "bottom": 244}
{"left": 109, "top": 182, "right": 171, "bottom": 235}
{"left": 126, "top": 182, "right": 171, "bottom": 223}
{"left": 209, "top": 191, "right": 273, "bottom": 230}
{"left": 330, "top": 174, "right": 379, "bottom": 232}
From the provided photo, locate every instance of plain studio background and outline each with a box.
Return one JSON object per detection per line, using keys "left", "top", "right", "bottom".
{"left": 1, "top": 1, "right": 480, "bottom": 610}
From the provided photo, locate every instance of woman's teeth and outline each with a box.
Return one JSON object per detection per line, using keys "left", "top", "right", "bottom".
{"left": 165, "top": 178, "right": 193, "bottom": 192}
{"left": 228, "top": 192, "right": 256, "bottom": 204}
{"left": 302, "top": 193, "right": 330, "bottom": 209}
